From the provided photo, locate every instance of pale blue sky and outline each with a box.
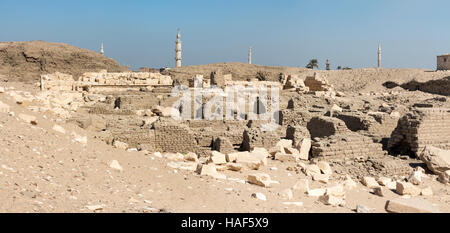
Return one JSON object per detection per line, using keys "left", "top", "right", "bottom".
{"left": 1, "top": 0, "right": 449, "bottom": 70}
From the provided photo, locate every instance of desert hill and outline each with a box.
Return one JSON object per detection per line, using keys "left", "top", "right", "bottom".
{"left": 0, "top": 41, "right": 129, "bottom": 82}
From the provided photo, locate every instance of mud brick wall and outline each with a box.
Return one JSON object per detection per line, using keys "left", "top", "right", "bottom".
{"left": 307, "top": 116, "right": 350, "bottom": 139}
{"left": 388, "top": 108, "right": 450, "bottom": 155}
{"left": 242, "top": 127, "right": 280, "bottom": 151}
{"left": 311, "top": 132, "right": 385, "bottom": 159}
{"left": 286, "top": 125, "right": 311, "bottom": 144}
{"left": 280, "top": 109, "right": 311, "bottom": 127}
{"left": 115, "top": 95, "right": 160, "bottom": 110}
{"left": 153, "top": 121, "right": 203, "bottom": 154}
{"left": 335, "top": 111, "right": 399, "bottom": 139}
{"left": 212, "top": 137, "right": 235, "bottom": 153}
{"left": 113, "top": 130, "right": 155, "bottom": 149}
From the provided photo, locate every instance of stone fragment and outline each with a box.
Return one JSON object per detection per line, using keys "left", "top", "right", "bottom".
{"left": 396, "top": 182, "right": 421, "bottom": 196}
{"left": 373, "top": 187, "right": 385, "bottom": 197}
{"left": 113, "top": 140, "right": 128, "bottom": 150}
{"left": 303, "top": 164, "right": 321, "bottom": 177}
{"left": 0, "top": 101, "right": 10, "bottom": 113}
{"left": 86, "top": 205, "right": 104, "bottom": 211}
{"left": 184, "top": 152, "right": 199, "bottom": 162}
{"left": 325, "top": 184, "right": 346, "bottom": 198}
{"left": 343, "top": 175, "right": 357, "bottom": 190}
{"left": 385, "top": 197, "right": 441, "bottom": 213}
{"left": 408, "top": 168, "right": 425, "bottom": 185}
{"left": 197, "top": 164, "right": 226, "bottom": 180}
{"left": 307, "top": 188, "right": 326, "bottom": 197}
{"left": 276, "top": 139, "right": 293, "bottom": 148}
{"left": 421, "top": 187, "right": 433, "bottom": 196}
{"left": 319, "top": 194, "right": 345, "bottom": 207}
{"left": 356, "top": 204, "right": 372, "bottom": 213}
{"left": 438, "top": 170, "right": 450, "bottom": 184}
{"left": 226, "top": 163, "right": 243, "bottom": 171}
{"left": 251, "top": 193, "right": 266, "bottom": 201}
{"left": 247, "top": 173, "right": 273, "bottom": 187}
{"left": 52, "top": 124, "right": 65, "bottom": 134}
{"left": 419, "top": 146, "right": 450, "bottom": 176}
{"left": 297, "top": 138, "right": 311, "bottom": 160}
{"left": 292, "top": 179, "right": 309, "bottom": 192}
{"left": 278, "top": 189, "right": 293, "bottom": 200}
{"left": 208, "top": 151, "right": 227, "bottom": 164}
{"left": 109, "top": 160, "right": 123, "bottom": 171}
{"left": 361, "top": 177, "right": 380, "bottom": 188}
{"left": 312, "top": 173, "right": 330, "bottom": 184}
{"left": 18, "top": 113, "right": 37, "bottom": 125}
{"left": 274, "top": 152, "right": 298, "bottom": 162}
{"left": 317, "top": 161, "right": 332, "bottom": 175}
{"left": 377, "top": 177, "right": 392, "bottom": 186}
{"left": 282, "top": 202, "right": 303, "bottom": 207}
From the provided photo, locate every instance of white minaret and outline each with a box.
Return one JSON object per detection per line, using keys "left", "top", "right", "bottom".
{"left": 175, "top": 28, "right": 182, "bottom": 68}
{"left": 100, "top": 42, "right": 104, "bottom": 55}
{"left": 377, "top": 43, "right": 381, "bottom": 68}
{"left": 248, "top": 46, "right": 252, "bottom": 64}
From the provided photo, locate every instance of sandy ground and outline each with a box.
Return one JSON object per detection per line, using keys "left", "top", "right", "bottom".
{"left": 0, "top": 80, "right": 449, "bottom": 213}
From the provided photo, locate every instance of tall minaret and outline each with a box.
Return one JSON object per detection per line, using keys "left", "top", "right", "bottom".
{"left": 100, "top": 42, "right": 104, "bottom": 56}
{"left": 248, "top": 46, "right": 252, "bottom": 64}
{"left": 377, "top": 43, "right": 381, "bottom": 69}
{"left": 326, "top": 59, "right": 330, "bottom": 70}
{"left": 175, "top": 28, "right": 182, "bottom": 68}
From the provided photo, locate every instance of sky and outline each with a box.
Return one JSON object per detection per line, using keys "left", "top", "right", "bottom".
{"left": 1, "top": 0, "right": 449, "bottom": 70}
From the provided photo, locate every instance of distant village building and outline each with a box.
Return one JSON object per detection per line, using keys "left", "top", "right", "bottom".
{"left": 437, "top": 54, "right": 450, "bottom": 70}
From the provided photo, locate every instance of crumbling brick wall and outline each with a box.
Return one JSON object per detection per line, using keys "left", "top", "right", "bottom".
{"left": 153, "top": 121, "right": 203, "bottom": 154}
{"left": 307, "top": 116, "right": 350, "bottom": 138}
{"left": 311, "top": 132, "right": 385, "bottom": 159}
{"left": 388, "top": 108, "right": 450, "bottom": 156}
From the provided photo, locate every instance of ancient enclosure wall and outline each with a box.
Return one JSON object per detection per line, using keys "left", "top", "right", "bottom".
{"left": 40, "top": 71, "right": 173, "bottom": 92}
{"left": 388, "top": 108, "right": 450, "bottom": 155}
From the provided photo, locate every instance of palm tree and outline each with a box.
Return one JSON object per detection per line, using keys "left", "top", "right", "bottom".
{"left": 306, "top": 59, "right": 319, "bottom": 69}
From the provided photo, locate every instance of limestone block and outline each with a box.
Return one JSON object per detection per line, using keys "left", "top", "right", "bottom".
{"left": 208, "top": 151, "right": 227, "bottom": 164}
{"left": 419, "top": 146, "right": 450, "bottom": 176}
{"left": 113, "top": 140, "right": 129, "bottom": 150}
{"left": 52, "top": 124, "right": 66, "bottom": 134}
{"left": 293, "top": 179, "right": 309, "bottom": 192}
{"left": 317, "top": 161, "right": 332, "bottom": 175}
{"left": 385, "top": 197, "right": 441, "bottom": 213}
{"left": 361, "top": 177, "right": 380, "bottom": 188}
{"left": 278, "top": 189, "right": 293, "bottom": 200}
{"left": 18, "top": 113, "right": 37, "bottom": 125}
{"left": 0, "top": 101, "right": 10, "bottom": 113}
{"left": 109, "top": 160, "right": 123, "bottom": 171}
{"left": 247, "top": 173, "right": 273, "bottom": 187}
{"left": 319, "top": 194, "right": 345, "bottom": 207}
{"left": 396, "top": 182, "right": 421, "bottom": 196}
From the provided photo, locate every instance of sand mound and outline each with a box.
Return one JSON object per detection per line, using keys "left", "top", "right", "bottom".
{"left": 0, "top": 41, "right": 129, "bottom": 82}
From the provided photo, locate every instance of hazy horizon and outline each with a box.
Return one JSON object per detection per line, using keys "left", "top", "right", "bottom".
{"left": 1, "top": 0, "right": 449, "bottom": 70}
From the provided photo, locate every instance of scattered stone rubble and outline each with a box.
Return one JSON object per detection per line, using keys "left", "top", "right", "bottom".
{"left": 2, "top": 65, "right": 448, "bottom": 213}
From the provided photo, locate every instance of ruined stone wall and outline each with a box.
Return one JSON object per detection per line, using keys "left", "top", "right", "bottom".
{"left": 334, "top": 111, "right": 400, "bottom": 139}
{"left": 40, "top": 72, "right": 75, "bottom": 91}
{"left": 311, "top": 132, "right": 385, "bottom": 159}
{"left": 388, "top": 108, "right": 450, "bottom": 155}
{"left": 153, "top": 121, "right": 203, "bottom": 154}
{"left": 307, "top": 116, "right": 350, "bottom": 139}
{"left": 41, "top": 71, "right": 173, "bottom": 93}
